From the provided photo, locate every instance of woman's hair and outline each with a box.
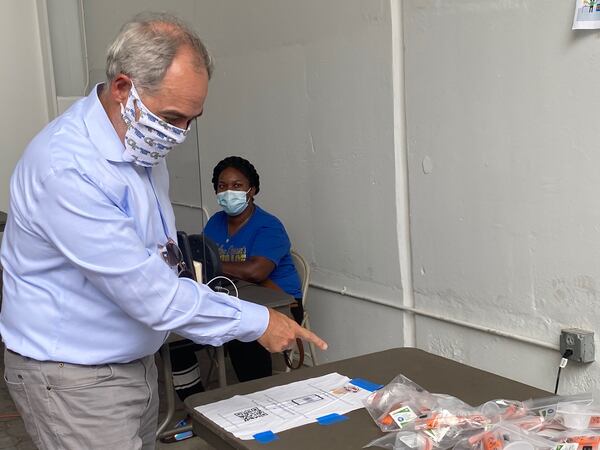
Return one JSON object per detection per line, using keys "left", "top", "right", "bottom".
{"left": 105, "top": 12, "right": 213, "bottom": 94}
{"left": 212, "top": 156, "right": 260, "bottom": 194}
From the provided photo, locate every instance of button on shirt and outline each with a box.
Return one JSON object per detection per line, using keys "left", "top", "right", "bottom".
{"left": 0, "top": 84, "right": 269, "bottom": 365}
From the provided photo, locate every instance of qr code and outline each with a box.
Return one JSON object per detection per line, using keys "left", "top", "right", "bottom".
{"left": 234, "top": 407, "right": 268, "bottom": 422}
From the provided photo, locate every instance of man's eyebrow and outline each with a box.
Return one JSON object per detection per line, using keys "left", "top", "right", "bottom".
{"left": 159, "top": 109, "right": 203, "bottom": 119}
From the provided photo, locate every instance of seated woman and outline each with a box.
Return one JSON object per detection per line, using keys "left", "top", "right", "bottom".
{"left": 204, "top": 156, "right": 303, "bottom": 382}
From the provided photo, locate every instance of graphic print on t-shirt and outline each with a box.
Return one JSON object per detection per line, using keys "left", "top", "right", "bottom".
{"left": 218, "top": 245, "right": 247, "bottom": 262}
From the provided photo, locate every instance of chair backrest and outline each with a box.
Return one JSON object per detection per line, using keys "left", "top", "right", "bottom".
{"left": 290, "top": 250, "right": 310, "bottom": 309}
{"left": 176, "top": 231, "right": 197, "bottom": 279}
{"left": 188, "top": 234, "right": 222, "bottom": 282}
{"left": 201, "top": 206, "right": 210, "bottom": 225}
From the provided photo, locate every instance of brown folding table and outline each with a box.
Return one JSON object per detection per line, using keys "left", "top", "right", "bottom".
{"left": 185, "top": 347, "right": 550, "bottom": 450}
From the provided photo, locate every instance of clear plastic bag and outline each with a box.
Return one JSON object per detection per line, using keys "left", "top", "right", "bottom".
{"left": 412, "top": 401, "right": 490, "bottom": 433}
{"left": 524, "top": 394, "right": 593, "bottom": 422}
{"left": 364, "top": 422, "right": 556, "bottom": 450}
{"left": 561, "top": 433, "right": 600, "bottom": 450}
{"left": 452, "top": 423, "right": 557, "bottom": 450}
{"left": 553, "top": 396, "right": 600, "bottom": 431}
{"left": 364, "top": 429, "right": 482, "bottom": 450}
{"left": 364, "top": 431, "right": 434, "bottom": 450}
{"left": 363, "top": 374, "right": 596, "bottom": 450}
{"left": 363, "top": 375, "right": 474, "bottom": 433}
{"left": 534, "top": 430, "right": 600, "bottom": 450}
{"left": 363, "top": 375, "right": 442, "bottom": 432}
{"left": 480, "top": 400, "right": 526, "bottom": 422}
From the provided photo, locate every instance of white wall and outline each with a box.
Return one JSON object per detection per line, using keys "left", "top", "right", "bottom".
{"left": 81, "top": 0, "right": 406, "bottom": 364}
{"left": 404, "top": 0, "right": 600, "bottom": 394}
{"left": 0, "top": 0, "right": 52, "bottom": 213}
{"left": 46, "top": 0, "right": 87, "bottom": 97}
{"left": 73, "top": 0, "right": 600, "bottom": 397}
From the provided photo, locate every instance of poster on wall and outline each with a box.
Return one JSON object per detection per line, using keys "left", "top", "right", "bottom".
{"left": 573, "top": 0, "right": 600, "bottom": 29}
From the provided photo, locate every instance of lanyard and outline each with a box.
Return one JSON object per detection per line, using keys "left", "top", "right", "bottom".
{"left": 145, "top": 167, "right": 171, "bottom": 243}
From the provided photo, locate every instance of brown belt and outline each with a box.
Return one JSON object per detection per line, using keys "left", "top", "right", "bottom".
{"left": 283, "top": 338, "right": 305, "bottom": 370}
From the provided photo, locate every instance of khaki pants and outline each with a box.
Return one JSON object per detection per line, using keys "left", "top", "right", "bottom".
{"left": 3, "top": 349, "right": 158, "bottom": 450}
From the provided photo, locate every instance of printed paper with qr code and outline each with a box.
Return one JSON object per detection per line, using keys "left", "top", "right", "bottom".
{"left": 194, "top": 372, "right": 372, "bottom": 440}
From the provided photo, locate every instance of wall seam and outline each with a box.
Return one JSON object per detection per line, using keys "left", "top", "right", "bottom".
{"left": 391, "top": 0, "right": 416, "bottom": 347}
{"left": 34, "top": 0, "right": 57, "bottom": 119}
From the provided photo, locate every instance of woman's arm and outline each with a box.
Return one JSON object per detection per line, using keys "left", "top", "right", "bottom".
{"left": 221, "top": 256, "right": 275, "bottom": 284}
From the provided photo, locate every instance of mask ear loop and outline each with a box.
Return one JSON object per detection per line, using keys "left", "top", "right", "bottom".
{"left": 124, "top": 82, "right": 143, "bottom": 122}
{"left": 244, "top": 187, "right": 252, "bottom": 207}
{"left": 133, "top": 99, "right": 140, "bottom": 121}
{"left": 119, "top": 87, "right": 135, "bottom": 126}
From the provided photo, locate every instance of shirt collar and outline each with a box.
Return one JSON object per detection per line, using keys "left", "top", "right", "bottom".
{"left": 83, "top": 83, "right": 127, "bottom": 163}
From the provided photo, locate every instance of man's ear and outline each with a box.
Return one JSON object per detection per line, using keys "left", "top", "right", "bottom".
{"left": 248, "top": 186, "right": 257, "bottom": 200}
{"left": 110, "top": 74, "right": 132, "bottom": 105}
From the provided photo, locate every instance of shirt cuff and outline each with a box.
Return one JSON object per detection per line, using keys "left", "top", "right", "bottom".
{"left": 235, "top": 300, "right": 270, "bottom": 342}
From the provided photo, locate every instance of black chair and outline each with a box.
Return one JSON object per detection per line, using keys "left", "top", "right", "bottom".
{"left": 187, "top": 233, "right": 222, "bottom": 283}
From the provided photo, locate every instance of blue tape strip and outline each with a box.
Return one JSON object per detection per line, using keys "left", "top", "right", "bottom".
{"left": 317, "top": 413, "right": 349, "bottom": 425}
{"left": 349, "top": 378, "right": 384, "bottom": 392}
{"left": 253, "top": 431, "right": 279, "bottom": 443}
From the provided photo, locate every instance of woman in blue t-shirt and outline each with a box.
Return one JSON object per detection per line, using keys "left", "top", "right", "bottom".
{"left": 204, "top": 156, "right": 303, "bottom": 381}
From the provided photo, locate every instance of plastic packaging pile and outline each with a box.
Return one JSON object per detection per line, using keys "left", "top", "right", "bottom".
{"left": 363, "top": 374, "right": 599, "bottom": 450}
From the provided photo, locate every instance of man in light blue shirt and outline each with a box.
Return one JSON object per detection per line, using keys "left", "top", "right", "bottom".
{"left": 1, "top": 12, "right": 326, "bottom": 449}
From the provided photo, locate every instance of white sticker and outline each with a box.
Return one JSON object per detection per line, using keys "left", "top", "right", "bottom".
{"left": 555, "top": 443, "right": 579, "bottom": 450}
{"left": 390, "top": 405, "right": 418, "bottom": 428}
{"left": 424, "top": 426, "right": 449, "bottom": 443}
{"left": 539, "top": 407, "right": 556, "bottom": 418}
{"left": 560, "top": 358, "right": 569, "bottom": 369}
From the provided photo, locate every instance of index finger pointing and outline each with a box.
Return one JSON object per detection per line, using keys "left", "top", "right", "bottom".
{"left": 296, "top": 327, "right": 328, "bottom": 351}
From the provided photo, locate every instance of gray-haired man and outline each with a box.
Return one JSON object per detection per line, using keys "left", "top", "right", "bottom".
{"left": 1, "top": 12, "right": 327, "bottom": 449}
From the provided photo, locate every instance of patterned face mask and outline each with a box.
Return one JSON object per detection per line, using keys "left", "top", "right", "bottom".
{"left": 120, "top": 83, "right": 190, "bottom": 167}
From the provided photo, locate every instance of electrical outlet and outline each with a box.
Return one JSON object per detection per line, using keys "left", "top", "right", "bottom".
{"left": 560, "top": 328, "right": 595, "bottom": 363}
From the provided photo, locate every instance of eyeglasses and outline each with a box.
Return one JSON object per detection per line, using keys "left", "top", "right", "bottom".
{"left": 161, "top": 239, "right": 195, "bottom": 280}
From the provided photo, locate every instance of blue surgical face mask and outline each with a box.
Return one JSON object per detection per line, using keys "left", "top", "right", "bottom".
{"left": 216, "top": 189, "right": 250, "bottom": 216}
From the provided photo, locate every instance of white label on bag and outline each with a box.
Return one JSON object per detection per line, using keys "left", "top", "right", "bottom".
{"left": 555, "top": 444, "right": 579, "bottom": 450}
{"left": 424, "top": 426, "right": 449, "bottom": 443}
{"left": 390, "top": 405, "right": 418, "bottom": 428}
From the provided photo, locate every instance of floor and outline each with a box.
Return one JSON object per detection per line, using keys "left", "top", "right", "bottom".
{"left": 0, "top": 342, "right": 255, "bottom": 450}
